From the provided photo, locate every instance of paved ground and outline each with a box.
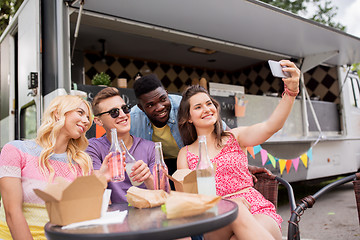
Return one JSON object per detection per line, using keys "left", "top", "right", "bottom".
{"left": 277, "top": 182, "right": 360, "bottom": 240}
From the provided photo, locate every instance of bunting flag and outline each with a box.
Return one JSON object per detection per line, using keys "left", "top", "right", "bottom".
{"left": 300, "top": 153, "right": 308, "bottom": 168}
{"left": 279, "top": 159, "right": 286, "bottom": 175}
{"left": 260, "top": 149, "right": 268, "bottom": 166}
{"left": 247, "top": 146, "right": 255, "bottom": 159}
{"left": 253, "top": 145, "right": 261, "bottom": 155}
{"left": 248, "top": 144, "right": 314, "bottom": 175}
{"left": 268, "top": 154, "right": 276, "bottom": 168}
{"left": 307, "top": 148, "right": 313, "bottom": 162}
{"left": 292, "top": 158, "right": 300, "bottom": 171}
{"left": 286, "top": 160, "right": 292, "bottom": 173}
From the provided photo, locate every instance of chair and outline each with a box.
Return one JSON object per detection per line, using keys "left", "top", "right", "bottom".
{"left": 253, "top": 173, "right": 279, "bottom": 207}
{"left": 253, "top": 172, "right": 296, "bottom": 210}
{"left": 253, "top": 172, "right": 298, "bottom": 240}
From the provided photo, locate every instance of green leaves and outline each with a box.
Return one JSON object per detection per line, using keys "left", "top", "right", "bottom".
{"left": 259, "top": 0, "right": 346, "bottom": 32}
{"left": 0, "top": 0, "right": 24, "bottom": 36}
{"left": 352, "top": 63, "right": 360, "bottom": 78}
{"left": 91, "top": 72, "right": 112, "bottom": 86}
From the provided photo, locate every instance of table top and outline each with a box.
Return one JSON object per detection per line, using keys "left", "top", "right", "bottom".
{"left": 44, "top": 199, "right": 238, "bottom": 240}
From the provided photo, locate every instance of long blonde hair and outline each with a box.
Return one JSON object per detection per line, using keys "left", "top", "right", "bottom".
{"left": 35, "top": 95, "right": 94, "bottom": 179}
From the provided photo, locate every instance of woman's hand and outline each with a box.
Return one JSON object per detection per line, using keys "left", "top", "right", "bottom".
{"left": 280, "top": 60, "right": 300, "bottom": 93}
{"left": 248, "top": 165, "right": 271, "bottom": 183}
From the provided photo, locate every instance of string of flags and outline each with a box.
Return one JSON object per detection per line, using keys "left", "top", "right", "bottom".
{"left": 246, "top": 145, "right": 313, "bottom": 175}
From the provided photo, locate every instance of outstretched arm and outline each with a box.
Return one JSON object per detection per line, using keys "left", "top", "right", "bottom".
{"left": 232, "top": 60, "right": 300, "bottom": 147}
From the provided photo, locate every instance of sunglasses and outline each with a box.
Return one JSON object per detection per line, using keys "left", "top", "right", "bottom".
{"left": 96, "top": 105, "right": 131, "bottom": 118}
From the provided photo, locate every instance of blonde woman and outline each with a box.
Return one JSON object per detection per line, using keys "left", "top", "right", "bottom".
{"left": 0, "top": 95, "right": 111, "bottom": 240}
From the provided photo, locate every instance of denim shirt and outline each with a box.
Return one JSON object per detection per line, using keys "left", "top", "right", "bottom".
{"left": 130, "top": 94, "right": 184, "bottom": 149}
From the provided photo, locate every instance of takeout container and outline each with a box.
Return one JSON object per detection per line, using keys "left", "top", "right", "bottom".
{"left": 167, "top": 169, "right": 198, "bottom": 193}
{"left": 34, "top": 175, "right": 107, "bottom": 226}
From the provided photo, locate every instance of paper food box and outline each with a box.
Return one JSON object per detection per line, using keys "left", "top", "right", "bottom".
{"left": 167, "top": 169, "right": 198, "bottom": 193}
{"left": 34, "top": 175, "right": 107, "bottom": 226}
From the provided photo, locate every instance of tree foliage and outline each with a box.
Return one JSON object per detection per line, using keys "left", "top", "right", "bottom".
{"left": 352, "top": 63, "right": 360, "bottom": 77}
{"left": 260, "top": 0, "right": 346, "bottom": 32}
{"left": 260, "top": 0, "right": 318, "bottom": 14}
{"left": 309, "top": 0, "right": 346, "bottom": 31}
{"left": 0, "top": 0, "right": 24, "bottom": 36}
{"left": 260, "top": 0, "right": 359, "bottom": 75}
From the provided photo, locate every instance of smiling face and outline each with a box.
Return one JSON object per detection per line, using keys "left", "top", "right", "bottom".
{"left": 137, "top": 87, "right": 171, "bottom": 128}
{"left": 95, "top": 95, "right": 131, "bottom": 135}
{"left": 61, "top": 102, "right": 90, "bottom": 140}
{"left": 188, "top": 92, "right": 218, "bottom": 129}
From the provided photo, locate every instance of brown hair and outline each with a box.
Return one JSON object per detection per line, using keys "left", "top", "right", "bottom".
{"left": 178, "top": 85, "right": 230, "bottom": 146}
{"left": 92, "top": 87, "right": 121, "bottom": 115}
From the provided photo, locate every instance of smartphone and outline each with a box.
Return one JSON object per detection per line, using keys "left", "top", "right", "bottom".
{"left": 268, "top": 60, "right": 290, "bottom": 78}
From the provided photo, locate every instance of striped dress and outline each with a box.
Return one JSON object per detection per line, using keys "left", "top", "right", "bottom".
{"left": 0, "top": 140, "right": 84, "bottom": 239}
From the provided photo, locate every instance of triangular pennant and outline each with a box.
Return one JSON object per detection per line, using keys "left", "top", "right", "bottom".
{"left": 279, "top": 159, "right": 286, "bottom": 175}
{"left": 286, "top": 160, "right": 292, "bottom": 173}
{"left": 268, "top": 154, "right": 276, "bottom": 168}
{"left": 247, "top": 146, "right": 255, "bottom": 159}
{"left": 300, "top": 153, "right": 308, "bottom": 168}
{"left": 292, "top": 158, "right": 300, "bottom": 171}
{"left": 260, "top": 149, "right": 268, "bottom": 166}
{"left": 253, "top": 145, "right": 261, "bottom": 155}
{"left": 307, "top": 148, "right": 313, "bottom": 162}
{"left": 96, "top": 125, "right": 106, "bottom": 138}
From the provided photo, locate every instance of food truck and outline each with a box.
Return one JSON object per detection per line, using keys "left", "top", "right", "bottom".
{"left": 1, "top": 0, "right": 360, "bottom": 182}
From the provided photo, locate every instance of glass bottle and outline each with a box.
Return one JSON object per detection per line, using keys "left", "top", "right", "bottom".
{"left": 120, "top": 139, "right": 143, "bottom": 186}
{"left": 108, "top": 128, "right": 125, "bottom": 182}
{"left": 153, "top": 142, "right": 170, "bottom": 193}
{"left": 196, "top": 135, "right": 216, "bottom": 196}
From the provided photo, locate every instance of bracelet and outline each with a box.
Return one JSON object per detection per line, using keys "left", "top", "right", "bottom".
{"left": 282, "top": 85, "right": 299, "bottom": 97}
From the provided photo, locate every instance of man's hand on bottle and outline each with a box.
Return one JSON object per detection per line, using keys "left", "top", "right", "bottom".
{"left": 129, "top": 160, "right": 151, "bottom": 183}
{"left": 97, "top": 151, "right": 126, "bottom": 182}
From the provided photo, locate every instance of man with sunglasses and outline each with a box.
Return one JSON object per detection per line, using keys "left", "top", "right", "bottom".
{"left": 86, "top": 87, "right": 155, "bottom": 204}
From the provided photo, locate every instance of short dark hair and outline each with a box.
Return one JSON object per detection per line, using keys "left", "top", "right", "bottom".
{"left": 133, "top": 74, "right": 164, "bottom": 99}
{"left": 91, "top": 87, "right": 121, "bottom": 115}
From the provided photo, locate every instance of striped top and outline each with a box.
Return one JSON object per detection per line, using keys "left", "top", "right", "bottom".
{"left": 0, "top": 140, "right": 84, "bottom": 231}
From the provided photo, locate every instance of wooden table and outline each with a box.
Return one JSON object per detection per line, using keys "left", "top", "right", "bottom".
{"left": 44, "top": 199, "right": 238, "bottom": 240}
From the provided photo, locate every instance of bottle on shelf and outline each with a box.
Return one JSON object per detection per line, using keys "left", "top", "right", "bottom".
{"left": 120, "top": 139, "right": 143, "bottom": 186}
{"left": 196, "top": 135, "right": 216, "bottom": 196}
{"left": 108, "top": 128, "right": 125, "bottom": 182}
{"left": 153, "top": 142, "right": 170, "bottom": 193}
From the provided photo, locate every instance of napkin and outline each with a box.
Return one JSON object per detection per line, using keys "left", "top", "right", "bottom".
{"left": 61, "top": 210, "right": 128, "bottom": 229}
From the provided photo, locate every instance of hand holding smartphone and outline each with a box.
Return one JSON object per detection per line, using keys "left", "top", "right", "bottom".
{"left": 268, "top": 60, "right": 291, "bottom": 78}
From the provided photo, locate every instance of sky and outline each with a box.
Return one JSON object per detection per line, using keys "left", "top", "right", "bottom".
{"left": 300, "top": 0, "right": 360, "bottom": 38}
